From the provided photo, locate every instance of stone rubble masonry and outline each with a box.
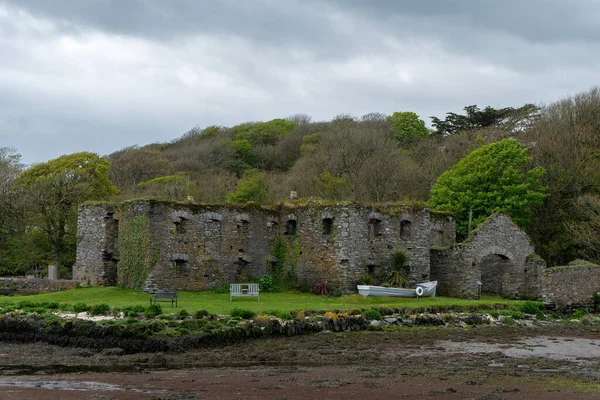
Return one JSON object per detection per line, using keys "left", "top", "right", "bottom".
{"left": 75, "top": 200, "right": 600, "bottom": 304}
{"left": 74, "top": 200, "right": 455, "bottom": 293}
{"left": 430, "top": 213, "right": 541, "bottom": 299}
{"left": 0, "top": 278, "right": 75, "bottom": 293}
{"left": 542, "top": 260, "right": 600, "bottom": 307}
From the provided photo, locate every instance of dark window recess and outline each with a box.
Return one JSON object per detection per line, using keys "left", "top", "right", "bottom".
{"left": 237, "top": 220, "right": 249, "bottom": 235}
{"left": 284, "top": 220, "right": 297, "bottom": 235}
{"left": 173, "top": 259, "right": 189, "bottom": 277}
{"left": 173, "top": 217, "right": 187, "bottom": 234}
{"left": 322, "top": 218, "right": 333, "bottom": 235}
{"left": 400, "top": 220, "right": 411, "bottom": 240}
{"left": 369, "top": 219, "right": 382, "bottom": 236}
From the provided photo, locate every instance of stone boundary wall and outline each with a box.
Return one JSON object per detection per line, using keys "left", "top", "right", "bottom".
{"left": 542, "top": 261, "right": 600, "bottom": 306}
{"left": 0, "top": 278, "right": 76, "bottom": 293}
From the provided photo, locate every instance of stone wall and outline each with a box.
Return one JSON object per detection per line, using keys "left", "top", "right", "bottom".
{"left": 75, "top": 200, "right": 448, "bottom": 292}
{"left": 542, "top": 261, "right": 600, "bottom": 307}
{"left": 74, "top": 204, "right": 119, "bottom": 286}
{"left": 429, "top": 247, "right": 476, "bottom": 298}
{"left": 0, "top": 278, "right": 76, "bottom": 293}
{"left": 430, "top": 213, "right": 542, "bottom": 299}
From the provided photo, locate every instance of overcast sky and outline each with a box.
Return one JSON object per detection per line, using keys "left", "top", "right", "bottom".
{"left": 1, "top": 0, "right": 599, "bottom": 165}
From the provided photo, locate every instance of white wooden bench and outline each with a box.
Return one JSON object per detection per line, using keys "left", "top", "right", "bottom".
{"left": 230, "top": 283, "right": 260, "bottom": 301}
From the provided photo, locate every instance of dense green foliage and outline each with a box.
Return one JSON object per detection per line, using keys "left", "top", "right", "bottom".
{"left": 226, "top": 169, "right": 269, "bottom": 204}
{"left": 136, "top": 175, "right": 195, "bottom": 201}
{"left": 431, "top": 104, "right": 540, "bottom": 135}
{"left": 15, "top": 152, "right": 116, "bottom": 267}
{"left": 428, "top": 139, "right": 547, "bottom": 238}
{"left": 387, "top": 111, "right": 429, "bottom": 141}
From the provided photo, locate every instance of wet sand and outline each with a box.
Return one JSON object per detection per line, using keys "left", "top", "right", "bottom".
{"left": 1, "top": 324, "right": 599, "bottom": 399}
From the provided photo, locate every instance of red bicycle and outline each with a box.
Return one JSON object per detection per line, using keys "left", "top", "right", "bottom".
{"left": 312, "top": 280, "right": 331, "bottom": 297}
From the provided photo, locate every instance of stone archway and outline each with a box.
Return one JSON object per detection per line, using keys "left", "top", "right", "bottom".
{"left": 477, "top": 246, "right": 515, "bottom": 296}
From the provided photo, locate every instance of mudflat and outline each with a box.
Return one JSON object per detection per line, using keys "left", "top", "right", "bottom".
{"left": 1, "top": 324, "right": 599, "bottom": 399}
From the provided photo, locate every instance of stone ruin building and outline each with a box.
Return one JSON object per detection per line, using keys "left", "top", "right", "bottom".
{"left": 74, "top": 199, "right": 547, "bottom": 299}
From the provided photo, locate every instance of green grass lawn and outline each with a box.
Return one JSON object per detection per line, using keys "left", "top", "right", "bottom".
{"left": 0, "top": 287, "right": 528, "bottom": 315}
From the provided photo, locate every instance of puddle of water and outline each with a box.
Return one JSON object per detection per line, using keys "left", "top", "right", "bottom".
{"left": 435, "top": 337, "right": 600, "bottom": 362}
{"left": 0, "top": 380, "right": 124, "bottom": 391}
{"left": 0, "top": 378, "right": 169, "bottom": 393}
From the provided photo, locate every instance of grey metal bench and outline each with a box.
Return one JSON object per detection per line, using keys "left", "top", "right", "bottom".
{"left": 150, "top": 292, "right": 178, "bottom": 307}
{"left": 230, "top": 283, "right": 259, "bottom": 301}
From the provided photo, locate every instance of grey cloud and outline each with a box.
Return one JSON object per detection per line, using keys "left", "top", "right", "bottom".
{"left": 0, "top": 0, "right": 599, "bottom": 165}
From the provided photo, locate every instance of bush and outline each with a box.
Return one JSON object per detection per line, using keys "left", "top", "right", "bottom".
{"left": 89, "top": 303, "right": 111, "bottom": 316}
{"left": 145, "top": 304, "right": 162, "bottom": 317}
{"left": 519, "top": 301, "right": 544, "bottom": 315}
{"left": 572, "top": 308, "right": 589, "bottom": 319}
{"left": 177, "top": 309, "right": 189, "bottom": 319}
{"left": 72, "top": 302, "right": 89, "bottom": 313}
{"left": 194, "top": 309, "right": 209, "bottom": 319}
{"left": 42, "top": 302, "right": 60, "bottom": 310}
{"left": 364, "top": 309, "right": 382, "bottom": 321}
{"left": 357, "top": 271, "right": 374, "bottom": 286}
{"left": 510, "top": 311, "right": 525, "bottom": 320}
{"left": 276, "top": 311, "right": 293, "bottom": 320}
{"left": 259, "top": 275, "right": 276, "bottom": 293}
{"left": 212, "top": 284, "right": 230, "bottom": 294}
{"left": 17, "top": 301, "right": 36, "bottom": 309}
{"left": 231, "top": 308, "right": 256, "bottom": 319}
{"left": 122, "top": 305, "right": 147, "bottom": 317}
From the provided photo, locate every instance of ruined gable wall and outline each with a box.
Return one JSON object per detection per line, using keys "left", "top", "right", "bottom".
{"left": 461, "top": 213, "right": 535, "bottom": 298}
{"left": 430, "top": 213, "right": 540, "bottom": 299}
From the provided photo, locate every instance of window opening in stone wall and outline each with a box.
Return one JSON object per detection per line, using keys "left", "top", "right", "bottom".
{"left": 173, "top": 259, "right": 189, "bottom": 277}
{"left": 237, "top": 220, "right": 249, "bottom": 236}
{"left": 400, "top": 220, "right": 411, "bottom": 240}
{"left": 369, "top": 219, "right": 382, "bottom": 236}
{"left": 173, "top": 217, "right": 187, "bottom": 234}
{"left": 322, "top": 218, "right": 333, "bottom": 235}
{"left": 284, "top": 219, "right": 297, "bottom": 235}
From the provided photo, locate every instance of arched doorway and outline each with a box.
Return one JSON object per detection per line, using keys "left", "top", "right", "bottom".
{"left": 480, "top": 253, "right": 512, "bottom": 295}
{"left": 477, "top": 246, "right": 515, "bottom": 296}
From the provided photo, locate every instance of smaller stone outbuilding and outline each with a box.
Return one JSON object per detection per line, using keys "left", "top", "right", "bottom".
{"left": 430, "top": 213, "right": 544, "bottom": 299}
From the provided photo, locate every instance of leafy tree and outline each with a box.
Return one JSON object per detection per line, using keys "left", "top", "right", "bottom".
{"left": 525, "top": 87, "right": 600, "bottom": 264}
{"left": 428, "top": 139, "right": 547, "bottom": 239}
{"left": 431, "top": 104, "right": 540, "bottom": 135}
{"left": 17, "top": 152, "right": 117, "bottom": 264}
{"left": 0, "top": 148, "right": 27, "bottom": 274}
{"left": 108, "top": 146, "right": 172, "bottom": 193}
{"left": 226, "top": 169, "right": 269, "bottom": 204}
{"left": 233, "top": 119, "right": 298, "bottom": 146}
{"left": 387, "top": 112, "right": 429, "bottom": 141}
{"left": 136, "top": 175, "right": 197, "bottom": 201}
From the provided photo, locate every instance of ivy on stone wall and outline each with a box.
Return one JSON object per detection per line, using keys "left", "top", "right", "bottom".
{"left": 117, "top": 213, "right": 159, "bottom": 288}
{"left": 269, "top": 237, "right": 289, "bottom": 284}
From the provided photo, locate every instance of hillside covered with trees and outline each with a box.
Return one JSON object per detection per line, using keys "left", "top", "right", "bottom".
{"left": 2, "top": 87, "right": 600, "bottom": 276}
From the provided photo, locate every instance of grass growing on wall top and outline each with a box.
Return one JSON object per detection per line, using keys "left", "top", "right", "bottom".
{"left": 0, "top": 287, "right": 530, "bottom": 315}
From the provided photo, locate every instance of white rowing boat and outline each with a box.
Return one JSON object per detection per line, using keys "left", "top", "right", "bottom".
{"left": 357, "top": 281, "right": 437, "bottom": 297}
